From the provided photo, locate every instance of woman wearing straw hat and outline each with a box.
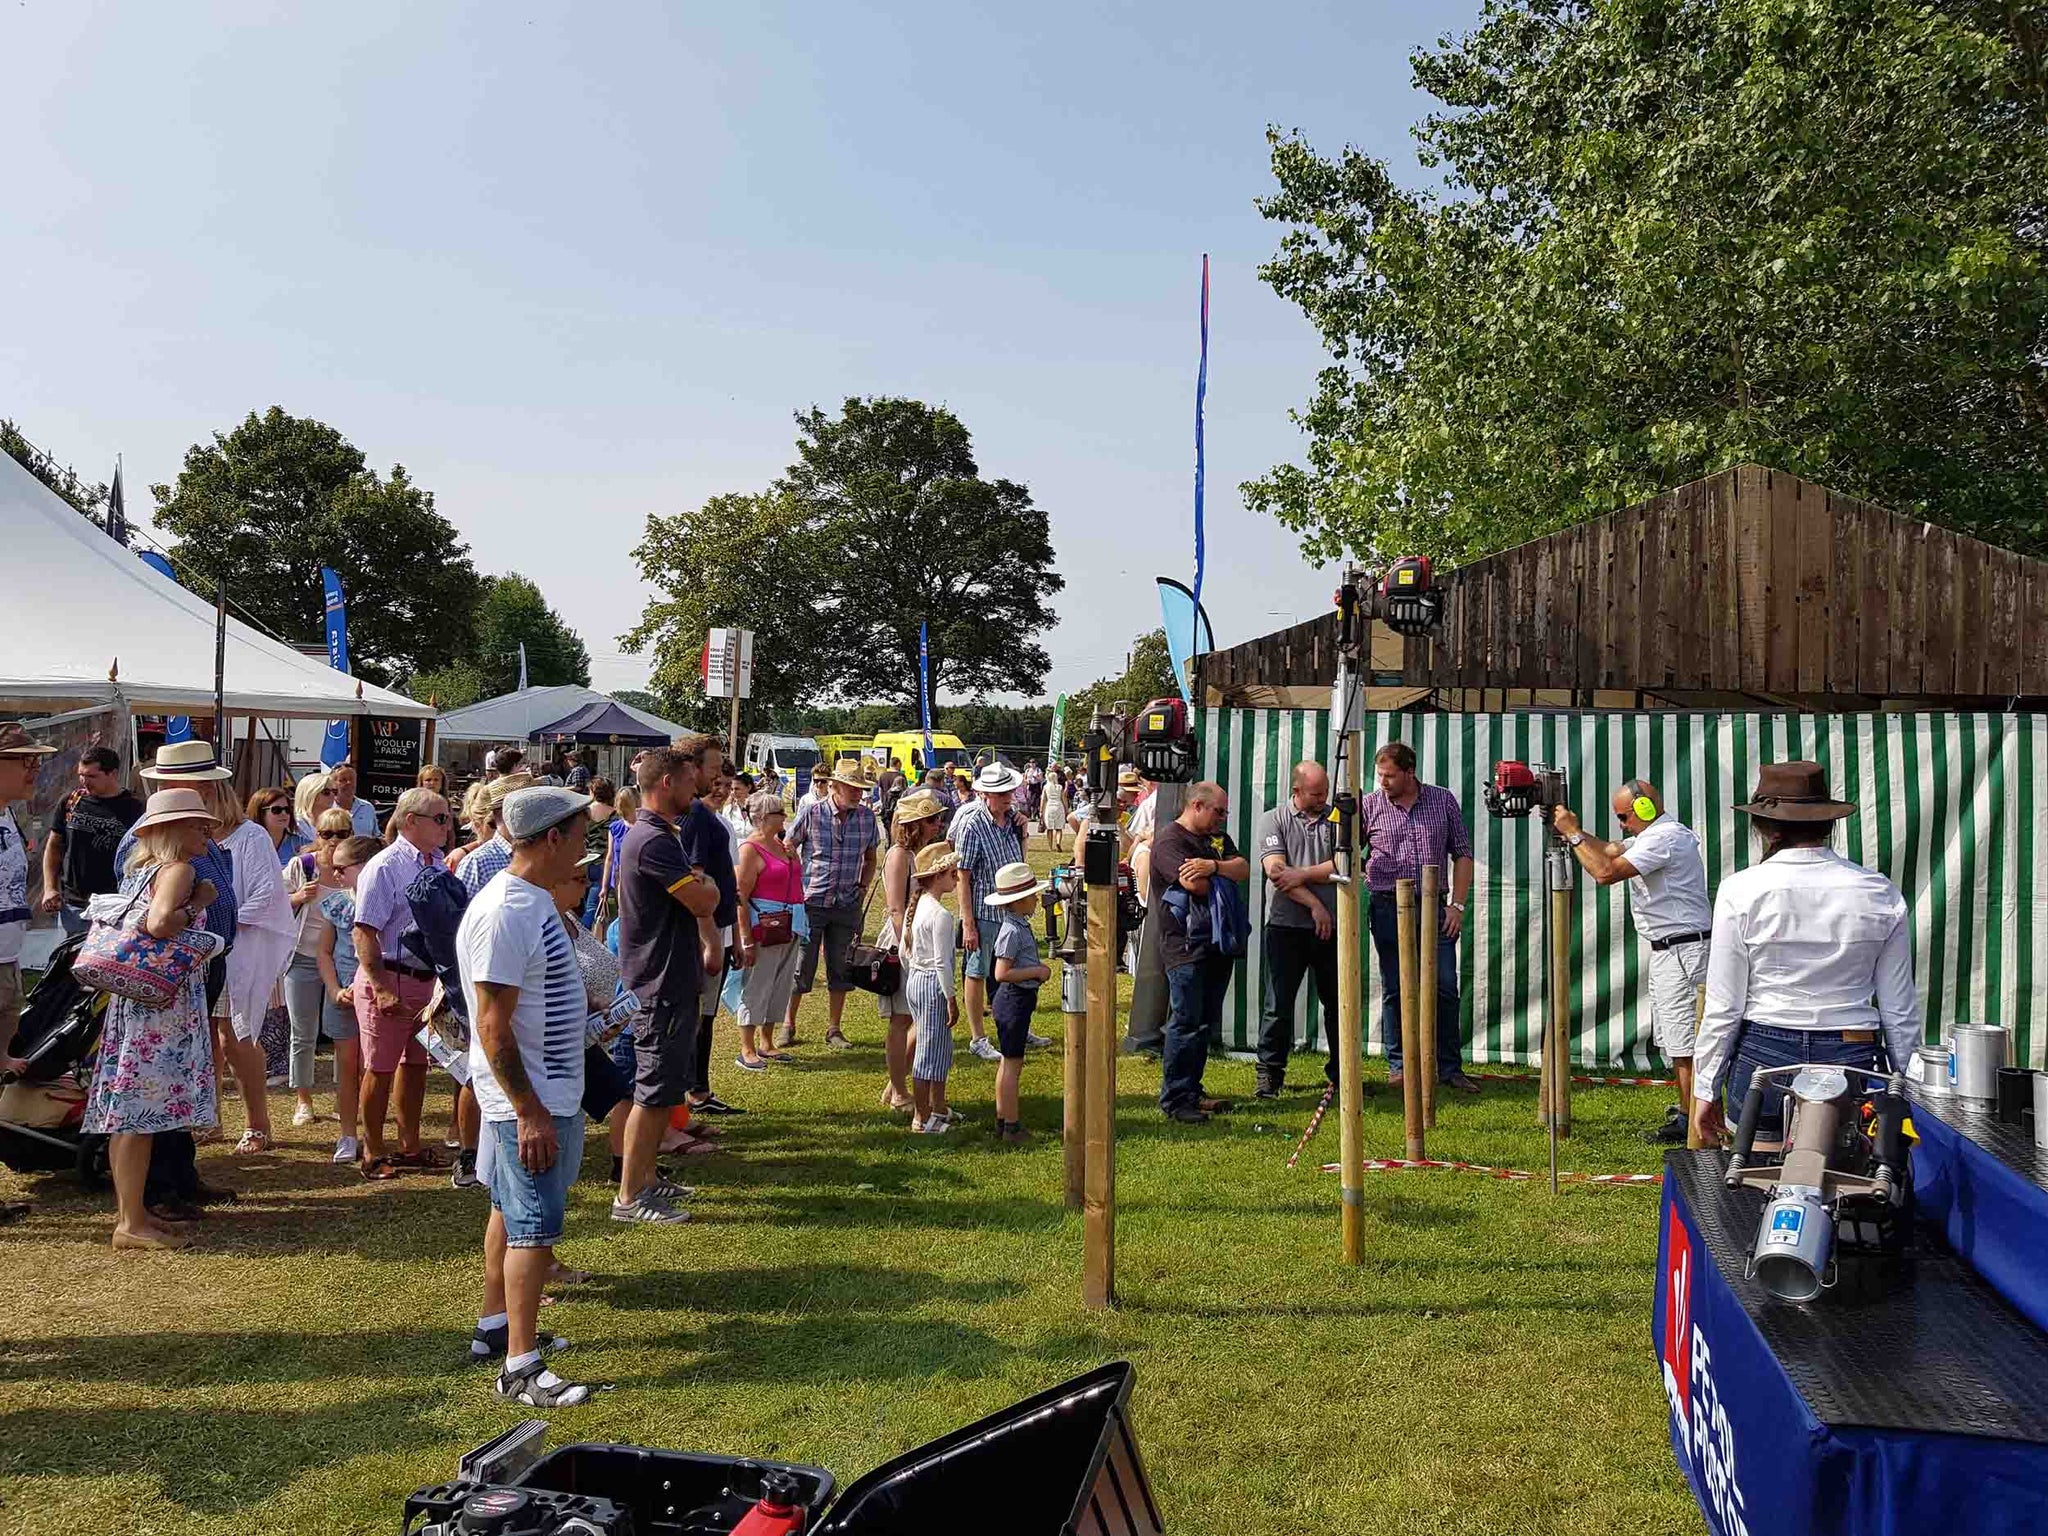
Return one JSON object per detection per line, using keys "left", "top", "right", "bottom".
{"left": 82, "top": 787, "right": 226, "bottom": 1250}
{"left": 875, "top": 788, "right": 948, "bottom": 1112}
{"left": 1692, "top": 761, "right": 1921, "bottom": 1148}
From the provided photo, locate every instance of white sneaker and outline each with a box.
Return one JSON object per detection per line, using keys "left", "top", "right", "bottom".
{"left": 292, "top": 1102, "right": 316, "bottom": 1128}
{"left": 332, "top": 1135, "right": 360, "bottom": 1165}
{"left": 969, "top": 1036, "right": 1001, "bottom": 1062}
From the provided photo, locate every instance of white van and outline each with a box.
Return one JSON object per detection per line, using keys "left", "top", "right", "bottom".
{"left": 743, "top": 733, "right": 823, "bottom": 787}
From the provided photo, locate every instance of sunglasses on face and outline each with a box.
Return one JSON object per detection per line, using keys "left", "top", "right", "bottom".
{"left": 265, "top": 804, "right": 292, "bottom": 816}
{"left": 318, "top": 829, "right": 348, "bottom": 841}
{"left": 411, "top": 812, "right": 452, "bottom": 826}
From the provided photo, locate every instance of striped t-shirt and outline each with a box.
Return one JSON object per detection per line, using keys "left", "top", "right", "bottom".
{"left": 457, "top": 871, "right": 586, "bottom": 1119}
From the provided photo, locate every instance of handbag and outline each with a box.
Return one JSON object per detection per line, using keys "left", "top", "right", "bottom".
{"left": 842, "top": 882, "right": 903, "bottom": 997}
{"left": 74, "top": 869, "right": 226, "bottom": 1009}
{"left": 751, "top": 907, "right": 794, "bottom": 949}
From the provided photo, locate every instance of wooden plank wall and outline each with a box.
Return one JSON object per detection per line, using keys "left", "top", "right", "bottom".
{"left": 1400, "top": 465, "right": 2048, "bottom": 698}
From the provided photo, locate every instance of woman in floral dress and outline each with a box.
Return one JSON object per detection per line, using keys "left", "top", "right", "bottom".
{"left": 83, "top": 788, "right": 223, "bottom": 1252}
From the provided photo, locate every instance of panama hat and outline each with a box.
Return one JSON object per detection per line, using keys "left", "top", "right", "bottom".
{"left": 982, "top": 860, "right": 1048, "bottom": 907}
{"left": 1734, "top": 761, "right": 1857, "bottom": 822}
{"left": 0, "top": 723, "right": 57, "bottom": 758}
{"left": 1116, "top": 766, "right": 1143, "bottom": 792}
{"left": 483, "top": 771, "right": 537, "bottom": 808}
{"left": 973, "top": 762, "right": 1023, "bottom": 795}
{"left": 893, "top": 788, "right": 944, "bottom": 825}
{"left": 912, "top": 841, "right": 960, "bottom": 878}
{"left": 131, "top": 786, "right": 219, "bottom": 832}
{"left": 829, "top": 759, "right": 869, "bottom": 789}
{"left": 140, "top": 740, "right": 233, "bottom": 782}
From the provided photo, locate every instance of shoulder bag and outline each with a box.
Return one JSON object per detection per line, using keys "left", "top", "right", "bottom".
{"left": 841, "top": 879, "right": 903, "bottom": 997}
{"left": 74, "top": 868, "right": 225, "bottom": 1009}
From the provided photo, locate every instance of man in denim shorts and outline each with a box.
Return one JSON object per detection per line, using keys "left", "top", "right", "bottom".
{"left": 458, "top": 786, "right": 601, "bottom": 1407}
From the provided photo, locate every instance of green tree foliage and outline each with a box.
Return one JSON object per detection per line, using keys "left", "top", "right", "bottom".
{"left": 1248, "top": 0, "right": 2048, "bottom": 565}
{"left": 2, "top": 419, "right": 107, "bottom": 521}
{"left": 412, "top": 574, "right": 590, "bottom": 709}
{"left": 1067, "top": 629, "right": 1179, "bottom": 721}
{"left": 151, "top": 408, "right": 482, "bottom": 687}
{"left": 624, "top": 397, "right": 1063, "bottom": 718}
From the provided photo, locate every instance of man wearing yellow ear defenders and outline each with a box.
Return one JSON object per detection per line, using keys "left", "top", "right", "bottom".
{"left": 1551, "top": 781, "right": 1712, "bottom": 1143}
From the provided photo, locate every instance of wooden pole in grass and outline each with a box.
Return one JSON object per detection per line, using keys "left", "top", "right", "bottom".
{"left": 1335, "top": 728, "right": 1365, "bottom": 1264}
{"left": 1418, "top": 863, "right": 1440, "bottom": 1130}
{"left": 1396, "top": 878, "right": 1425, "bottom": 1160}
{"left": 1082, "top": 827, "right": 1119, "bottom": 1309}
{"left": 1063, "top": 959, "right": 1087, "bottom": 1211}
{"left": 1549, "top": 881, "right": 1574, "bottom": 1141}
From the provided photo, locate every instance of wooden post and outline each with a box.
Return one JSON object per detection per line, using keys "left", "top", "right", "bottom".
{"left": 1418, "top": 863, "right": 1440, "bottom": 1130}
{"left": 1335, "top": 728, "right": 1365, "bottom": 1265}
{"left": 1083, "top": 862, "right": 1118, "bottom": 1309}
{"left": 1549, "top": 883, "right": 1574, "bottom": 1140}
{"left": 1396, "top": 878, "right": 1425, "bottom": 1160}
{"left": 728, "top": 693, "right": 741, "bottom": 768}
{"left": 1063, "top": 960, "right": 1086, "bottom": 1211}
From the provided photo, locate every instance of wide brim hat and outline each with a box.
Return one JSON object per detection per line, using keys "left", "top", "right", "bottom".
{"left": 893, "top": 788, "right": 944, "bottom": 825}
{"left": 1734, "top": 760, "right": 1857, "bottom": 822}
{"left": 982, "top": 860, "right": 1048, "bottom": 907}
{"left": 829, "top": 760, "right": 870, "bottom": 789}
{"left": 1116, "top": 767, "right": 1143, "bottom": 791}
{"left": 132, "top": 786, "right": 218, "bottom": 832}
{"left": 483, "top": 771, "right": 537, "bottom": 808}
{"left": 912, "top": 841, "right": 960, "bottom": 878}
{"left": 973, "top": 762, "right": 1023, "bottom": 795}
{"left": 0, "top": 723, "right": 58, "bottom": 758}
{"left": 140, "top": 740, "right": 233, "bottom": 782}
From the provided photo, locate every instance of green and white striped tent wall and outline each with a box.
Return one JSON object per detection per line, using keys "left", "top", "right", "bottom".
{"left": 1200, "top": 708, "right": 2048, "bottom": 1070}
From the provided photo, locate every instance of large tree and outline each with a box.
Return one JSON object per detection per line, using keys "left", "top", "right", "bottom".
{"left": 1067, "top": 628, "right": 1180, "bottom": 721}
{"left": 624, "top": 397, "right": 1063, "bottom": 719}
{"left": 151, "top": 408, "right": 481, "bottom": 686}
{"left": 412, "top": 574, "right": 590, "bottom": 708}
{"left": 1248, "top": 0, "right": 2048, "bottom": 566}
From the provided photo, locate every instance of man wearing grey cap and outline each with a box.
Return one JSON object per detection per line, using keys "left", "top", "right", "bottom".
{"left": 458, "top": 785, "right": 601, "bottom": 1406}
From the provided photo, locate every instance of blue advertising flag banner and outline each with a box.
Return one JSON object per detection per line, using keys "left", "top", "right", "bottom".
{"left": 919, "top": 621, "right": 933, "bottom": 765}
{"left": 1190, "top": 253, "right": 1210, "bottom": 633}
{"left": 320, "top": 567, "right": 353, "bottom": 768}
{"left": 136, "top": 551, "right": 191, "bottom": 742}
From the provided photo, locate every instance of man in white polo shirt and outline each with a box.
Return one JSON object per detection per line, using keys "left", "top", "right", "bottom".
{"left": 1553, "top": 779, "right": 1712, "bottom": 1143}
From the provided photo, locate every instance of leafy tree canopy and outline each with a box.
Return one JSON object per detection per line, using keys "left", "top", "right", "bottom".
{"left": 624, "top": 397, "right": 1064, "bottom": 720}
{"left": 1248, "top": 0, "right": 2048, "bottom": 565}
{"left": 2, "top": 419, "right": 107, "bottom": 521}
{"left": 151, "top": 408, "right": 482, "bottom": 687}
{"left": 1067, "top": 628, "right": 1179, "bottom": 722}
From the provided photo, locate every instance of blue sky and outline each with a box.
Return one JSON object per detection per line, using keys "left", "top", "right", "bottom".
{"left": 3, "top": 0, "right": 1479, "bottom": 701}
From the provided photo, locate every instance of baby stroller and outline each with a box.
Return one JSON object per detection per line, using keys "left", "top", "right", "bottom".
{"left": 0, "top": 933, "right": 112, "bottom": 1188}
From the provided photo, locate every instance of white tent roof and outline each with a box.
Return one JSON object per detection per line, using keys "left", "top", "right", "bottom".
{"left": 0, "top": 451, "right": 433, "bottom": 720}
{"left": 435, "top": 684, "right": 688, "bottom": 744}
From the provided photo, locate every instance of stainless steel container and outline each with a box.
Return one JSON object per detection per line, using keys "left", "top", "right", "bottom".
{"left": 2034, "top": 1072, "right": 2048, "bottom": 1152}
{"left": 1950, "top": 1024, "right": 2008, "bottom": 1103}
{"left": 1916, "top": 1045, "right": 1951, "bottom": 1096}
{"left": 1751, "top": 1184, "right": 1832, "bottom": 1302}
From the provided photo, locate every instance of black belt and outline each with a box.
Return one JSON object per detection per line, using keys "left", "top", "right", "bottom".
{"left": 0, "top": 906, "right": 28, "bottom": 927}
{"left": 385, "top": 960, "right": 437, "bottom": 982}
{"left": 1650, "top": 930, "right": 1710, "bottom": 952}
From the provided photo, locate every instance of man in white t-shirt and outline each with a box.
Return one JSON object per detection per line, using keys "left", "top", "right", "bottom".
{"left": 1553, "top": 779, "right": 1713, "bottom": 1142}
{"left": 457, "top": 785, "right": 599, "bottom": 1408}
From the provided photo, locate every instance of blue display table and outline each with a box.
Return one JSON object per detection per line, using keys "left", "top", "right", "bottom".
{"left": 1905, "top": 1086, "right": 2048, "bottom": 1334}
{"left": 1654, "top": 1151, "right": 2048, "bottom": 1536}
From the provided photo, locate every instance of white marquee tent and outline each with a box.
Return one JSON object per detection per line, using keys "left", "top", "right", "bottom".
{"left": 435, "top": 684, "right": 687, "bottom": 745}
{"left": 0, "top": 450, "right": 431, "bottom": 721}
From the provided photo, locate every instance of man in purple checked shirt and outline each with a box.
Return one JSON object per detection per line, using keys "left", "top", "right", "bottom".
{"left": 1362, "top": 741, "right": 1481, "bottom": 1093}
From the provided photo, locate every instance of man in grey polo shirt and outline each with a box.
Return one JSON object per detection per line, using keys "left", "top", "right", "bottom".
{"left": 1255, "top": 761, "right": 1341, "bottom": 1099}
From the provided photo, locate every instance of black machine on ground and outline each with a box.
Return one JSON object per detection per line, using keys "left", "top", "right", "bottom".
{"left": 0, "top": 933, "right": 112, "bottom": 1187}
{"left": 403, "top": 1362, "right": 1162, "bottom": 1536}
{"left": 1723, "top": 1064, "right": 1915, "bottom": 1303}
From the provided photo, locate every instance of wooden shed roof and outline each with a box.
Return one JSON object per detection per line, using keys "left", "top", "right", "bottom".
{"left": 1196, "top": 465, "right": 2048, "bottom": 707}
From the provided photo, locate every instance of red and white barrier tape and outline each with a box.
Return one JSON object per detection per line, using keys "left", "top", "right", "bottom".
{"left": 1320, "top": 1156, "right": 1661, "bottom": 1186}
{"left": 1474, "top": 1072, "right": 1677, "bottom": 1089}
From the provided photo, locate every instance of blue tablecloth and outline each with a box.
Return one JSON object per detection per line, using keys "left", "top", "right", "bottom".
{"left": 1906, "top": 1087, "right": 2048, "bottom": 1335}
{"left": 1655, "top": 1152, "right": 2048, "bottom": 1536}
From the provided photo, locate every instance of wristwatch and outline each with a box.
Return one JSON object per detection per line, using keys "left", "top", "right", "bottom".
{"left": 1448, "top": 899, "right": 1466, "bottom": 913}
{"left": 1566, "top": 832, "right": 1586, "bottom": 848}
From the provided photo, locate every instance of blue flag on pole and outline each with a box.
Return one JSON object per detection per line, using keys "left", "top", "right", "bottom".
{"left": 320, "top": 567, "right": 353, "bottom": 767}
{"left": 1191, "top": 253, "right": 1210, "bottom": 634}
{"left": 918, "top": 622, "right": 934, "bottom": 768}
{"left": 137, "top": 551, "right": 192, "bottom": 743}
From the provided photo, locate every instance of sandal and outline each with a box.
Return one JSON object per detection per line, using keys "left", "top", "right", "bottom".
{"left": 360, "top": 1156, "right": 403, "bottom": 1181}
{"left": 392, "top": 1146, "right": 451, "bottom": 1170}
{"left": 234, "top": 1128, "right": 272, "bottom": 1154}
{"left": 548, "top": 1266, "right": 595, "bottom": 1287}
{"left": 113, "top": 1227, "right": 191, "bottom": 1252}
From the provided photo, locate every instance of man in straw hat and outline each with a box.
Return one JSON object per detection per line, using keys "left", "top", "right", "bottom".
{"left": 0, "top": 723, "right": 59, "bottom": 1082}
{"left": 782, "top": 758, "right": 882, "bottom": 1051}
{"left": 950, "top": 761, "right": 1034, "bottom": 1060}
{"left": 1692, "top": 761, "right": 1920, "bottom": 1148}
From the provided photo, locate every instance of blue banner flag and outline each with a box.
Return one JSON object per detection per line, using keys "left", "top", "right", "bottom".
{"left": 918, "top": 622, "right": 933, "bottom": 766}
{"left": 320, "top": 567, "right": 353, "bottom": 767}
{"left": 137, "top": 551, "right": 192, "bottom": 742}
{"left": 1191, "top": 253, "right": 1210, "bottom": 635}
{"left": 1155, "top": 577, "right": 1215, "bottom": 707}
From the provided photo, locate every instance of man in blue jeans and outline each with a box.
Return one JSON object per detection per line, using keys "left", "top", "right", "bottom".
{"left": 1361, "top": 741, "right": 1480, "bottom": 1093}
{"left": 1149, "top": 781, "right": 1250, "bottom": 1123}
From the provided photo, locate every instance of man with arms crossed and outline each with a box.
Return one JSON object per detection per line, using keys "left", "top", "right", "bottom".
{"left": 1552, "top": 779, "right": 1710, "bottom": 1142}
{"left": 1256, "top": 761, "right": 1340, "bottom": 1099}
{"left": 460, "top": 786, "right": 599, "bottom": 1406}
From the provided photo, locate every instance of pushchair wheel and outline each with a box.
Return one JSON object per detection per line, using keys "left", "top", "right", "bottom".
{"left": 75, "top": 1135, "right": 109, "bottom": 1192}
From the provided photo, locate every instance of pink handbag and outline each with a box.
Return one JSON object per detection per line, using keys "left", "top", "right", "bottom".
{"left": 73, "top": 870, "right": 225, "bottom": 1009}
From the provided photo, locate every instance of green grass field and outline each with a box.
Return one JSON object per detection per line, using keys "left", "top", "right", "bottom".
{"left": 0, "top": 860, "right": 1703, "bottom": 1536}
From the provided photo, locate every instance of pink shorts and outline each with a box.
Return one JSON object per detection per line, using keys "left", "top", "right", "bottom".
{"left": 355, "top": 970, "right": 433, "bottom": 1074}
